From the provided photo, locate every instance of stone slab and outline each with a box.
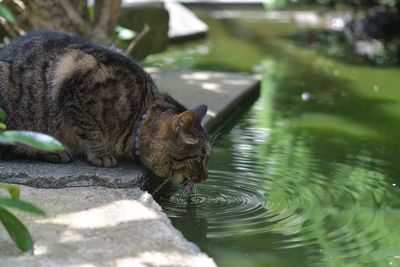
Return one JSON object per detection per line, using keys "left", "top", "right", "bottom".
{"left": 149, "top": 69, "right": 261, "bottom": 132}
{"left": 0, "top": 160, "right": 147, "bottom": 189}
{"left": 0, "top": 185, "right": 216, "bottom": 267}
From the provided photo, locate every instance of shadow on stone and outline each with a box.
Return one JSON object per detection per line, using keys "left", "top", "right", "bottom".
{"left": 0, "top": 186, "right": 216, "bottom": 266}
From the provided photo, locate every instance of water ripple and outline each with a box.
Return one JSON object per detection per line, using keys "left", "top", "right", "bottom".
{"left": 159, "top": 169, "right": 271, "bottom": 238}
{"left": 157, "top": 118, "right": 400, "bottom": 266}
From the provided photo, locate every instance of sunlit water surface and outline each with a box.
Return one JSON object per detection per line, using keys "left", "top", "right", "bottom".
{"left": 148, "top": 9, "right": 400, "bottom": 267}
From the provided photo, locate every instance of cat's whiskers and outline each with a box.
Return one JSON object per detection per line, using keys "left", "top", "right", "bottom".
{"left": 178, "top": 184, "right": 189, "bottom": 202}
{"left": 176, "top": 177, "right": 188, "bottom": 201}
{"left": 211, "top": 132, "right": 222, "bottom": 147}
{"left": 151, "top": 164, "right": 174, "bottom": 195}
{"left": 152, "top": 177, "right": 169, "bottom": 195}
{"left": 208, "top": 131, "right": 222, "bottom": 157}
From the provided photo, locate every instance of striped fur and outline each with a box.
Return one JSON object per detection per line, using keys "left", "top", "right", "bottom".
{"left": 0, "top": 31, "right": 211, "bottom": 183}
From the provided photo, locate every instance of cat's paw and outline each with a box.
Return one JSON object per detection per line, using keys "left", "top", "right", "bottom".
{"left": 87, "top": 154, "right": 117, "bottom": 167}
{"left": 41, "top": 151, "right": 73, "bottom": 164}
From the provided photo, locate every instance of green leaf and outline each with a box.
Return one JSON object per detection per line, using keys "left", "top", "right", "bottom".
{"left": 0, "top": 131, "right": 64, "bottom": 151}
{"left": 0, "top": 207, "right": 34, "bottom": 253}
{"left": 0, "top": 183, "right": 20, "bottom": 199}
{"left": 0, "top": 132, "right": 16, "bottom": 145}
{"left": 0, "top": 122, "right": 6, "bottom": 130}
{"left": 115, "top": 26, "right": 137, "bottom": 41}
{"left": 0, "top": 197, "right": 45, "bottom": 216}
{"left": 0, "top": 6, "right": 17, "bottom": 25}
{"left": 0, "top": 107, "right": 5, "bottom": 121}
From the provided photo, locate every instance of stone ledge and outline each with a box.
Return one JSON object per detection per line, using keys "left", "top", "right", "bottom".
{"left": 0, "top": 160, "right": 147, "bottom": 189}
{"left": 150, "top": 69, "right": 261, "bottom": 133}
{"left": 0, "top": 186, "right": 216, "bottom": 267}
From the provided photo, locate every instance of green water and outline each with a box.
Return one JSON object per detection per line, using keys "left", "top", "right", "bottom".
{"left": 146, "top": 10, "right": 400, "bottom": 267}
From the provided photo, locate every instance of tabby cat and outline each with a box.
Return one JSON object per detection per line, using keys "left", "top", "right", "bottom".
{"left": 0, "top": 31, "right": 211, "bottom": 184}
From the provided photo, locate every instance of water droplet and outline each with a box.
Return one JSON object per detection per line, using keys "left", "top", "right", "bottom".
{"left": 392, "top": 183, "right": 397, "bottom": 186}
{"left": 301, "top": 92, "right": 311, "bottom": 101}
{"left": 330, "top": 18, "right": 345, "bottom": 31}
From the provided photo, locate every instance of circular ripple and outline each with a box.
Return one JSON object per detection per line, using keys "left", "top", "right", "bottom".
{"left": 158, "top": 169, "right": 273, "bottom": 238}
{"left": 157, "top": 122, "right": 400, "bottom": 263}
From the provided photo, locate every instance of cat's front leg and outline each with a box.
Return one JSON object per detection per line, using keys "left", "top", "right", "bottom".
{"left": 41, "top": 150, "right": 73, "bottom": 164}
{"left": 11, "top": 145, "right": 73, "bottom": 164}
{"left": 79, "top": 138, "right": 117, "bottom": 167}
{"left": 86, "top": 151, "right": 117, "bottom": 167}
{"left": 69, "top": 115, "right": 118, "bottom": 167}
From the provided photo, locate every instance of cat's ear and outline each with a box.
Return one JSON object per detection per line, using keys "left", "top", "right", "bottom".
{"left": 193, "top": 104, "right": 208, "bottom": 126}
{"left": 173, "top": 111, "right": 195, "bottom": 131}
{"left": 172, "top": 111, "right": 198, "bottom": 144}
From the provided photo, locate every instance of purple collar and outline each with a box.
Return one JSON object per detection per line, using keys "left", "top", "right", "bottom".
{"left": 133, "top": 109, "right": 149, "bottom": 157}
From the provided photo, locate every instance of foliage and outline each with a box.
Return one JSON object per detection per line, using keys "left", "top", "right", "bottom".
{"left": 0, "top": 130, "right": 64, "bottom": 151}
{"left": 0, "top": 107, "right": 63, "bottom": 253}
{"left": 263, "top": 0, "right": 399, "bottom": 9}
{"left": 0, "top": 1, "right": 121, "bottom": 44}
{"left": 0, "top": 108, "right": 64, "bottom": 151}
{"left": 0, "top": 183, "right": 45, "bottom": 254}
{"left": 0, "top": 1, "right": 169, "bottom": 59}
{"left": 0, "top": 5, "right": 16, "bottom": 25}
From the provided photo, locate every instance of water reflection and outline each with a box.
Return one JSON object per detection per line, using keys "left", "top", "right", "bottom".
{"left": 150, "top": 11, "right": 400, "bottom": 267}
{"left": 156, "top": 56, "right": 400, "bottom": 267}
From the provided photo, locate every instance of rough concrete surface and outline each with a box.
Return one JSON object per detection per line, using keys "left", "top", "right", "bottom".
{"left": 0, "top": 160, "right": 147, "bottom": 189}
{"left": 0, "top": 186, "right": 216, "bottom": 267}
{"left": 149, "top": 69, "right": 261, "bottom": 132}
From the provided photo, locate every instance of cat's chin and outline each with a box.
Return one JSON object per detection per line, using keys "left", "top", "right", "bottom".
{"left": 170, "top": 173, "right": 185, "bottom": 185}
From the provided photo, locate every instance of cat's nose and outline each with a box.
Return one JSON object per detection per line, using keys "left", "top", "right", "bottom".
{"left": 193, "top": 172, "right": 207, "bottom": 183}
{"left": 196, "top": 171, "right": 207, "bottom": 182}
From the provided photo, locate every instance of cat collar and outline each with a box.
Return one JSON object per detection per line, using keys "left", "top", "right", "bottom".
{"left": 133, "top": 109, "right": 149, "bottom": 157}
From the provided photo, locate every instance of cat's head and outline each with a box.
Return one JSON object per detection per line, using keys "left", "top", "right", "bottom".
{"left": 139, "top": 105, "right": 212, "bottom": 185}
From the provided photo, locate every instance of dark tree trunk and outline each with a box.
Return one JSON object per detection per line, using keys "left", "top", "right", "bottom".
{"left": 3, "top": 0, "right": 121, "bottom": 45}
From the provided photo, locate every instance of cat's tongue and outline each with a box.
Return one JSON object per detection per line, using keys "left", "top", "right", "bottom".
{"left": 186, "top": 180, "right": 196, "bottom": 194}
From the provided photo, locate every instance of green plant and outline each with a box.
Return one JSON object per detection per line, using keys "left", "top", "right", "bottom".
{"left": 0, "top": 107, "right": 64, "bottom": 253}
{"left": 0, "top": 182, "right": 45, "bottom": 253}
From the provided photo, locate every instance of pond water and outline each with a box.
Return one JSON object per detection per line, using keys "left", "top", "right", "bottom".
{"left": 145, "top": 9, "right": 400, "bottom": 267}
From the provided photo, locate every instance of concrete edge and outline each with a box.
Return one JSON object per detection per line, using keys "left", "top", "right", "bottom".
{"left": 0, "top": 186, "right": 217, "bottom": 267}
{"left": 205, "top": 76, "right": 261, "bottom": 133}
